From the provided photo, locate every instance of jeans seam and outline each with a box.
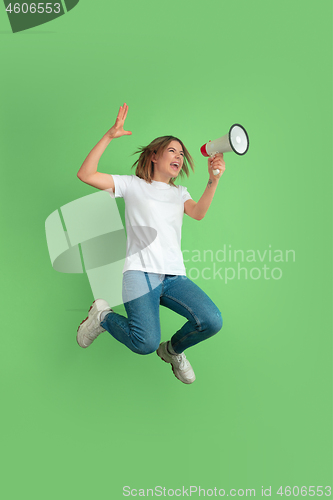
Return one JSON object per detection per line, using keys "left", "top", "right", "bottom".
{"left": 103, "top": 303, "right": 149, "bottom": 351}
{"left": 101, "top": 315, "right": 129, "bottom": 340}
{"left": 172, "top": 329, "right": 198, "bottom": 351}
{"left": 162, "top": 294, "right": 202, "bottom": 331}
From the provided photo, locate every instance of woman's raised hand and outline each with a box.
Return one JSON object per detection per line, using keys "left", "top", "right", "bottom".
{"left": 105, "top": 103, "right": 132, "bottom": 139}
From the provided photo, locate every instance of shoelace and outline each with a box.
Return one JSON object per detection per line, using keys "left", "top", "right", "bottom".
{"left": 175, "top": 353, "right": 189, "bottom": 370}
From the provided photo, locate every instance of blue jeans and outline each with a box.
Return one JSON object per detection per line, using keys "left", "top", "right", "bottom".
{"left": 100, "top": 271, "right": 223, "bottom": 355}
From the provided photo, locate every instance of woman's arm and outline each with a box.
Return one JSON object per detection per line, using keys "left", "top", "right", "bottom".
{"left": 77, "top": 103, "right": 132, "bottom": 191}
{"left": 184, "top": 153, "right": 225, "bottom": 220}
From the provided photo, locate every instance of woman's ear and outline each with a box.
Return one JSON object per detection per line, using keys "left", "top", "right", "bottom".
{"left": 151, "top": 152, "right": 157, "bottom": 164}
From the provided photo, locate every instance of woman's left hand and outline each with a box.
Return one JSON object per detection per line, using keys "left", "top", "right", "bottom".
{"left": 208, "top": 153, "right": 225, "bottom": 181}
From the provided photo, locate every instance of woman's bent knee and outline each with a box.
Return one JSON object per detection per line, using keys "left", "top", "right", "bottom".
{"left": 207, "top": 310, "right": 223, "bottom": 335}
{"left": 135, "top": 338, "right": 160, "bottom": 355}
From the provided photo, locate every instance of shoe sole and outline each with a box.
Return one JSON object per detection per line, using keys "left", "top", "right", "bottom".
{"left": 156, "top": 349, "right": 195, "bottom": 385}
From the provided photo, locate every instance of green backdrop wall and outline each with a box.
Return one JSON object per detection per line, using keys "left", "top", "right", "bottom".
{"left": 0, "top": 1, "right": 332, "bottom": 499}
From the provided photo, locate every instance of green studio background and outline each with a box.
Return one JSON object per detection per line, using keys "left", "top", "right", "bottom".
{"left": 0, "top": 1, "right": 332, "bottom": 499}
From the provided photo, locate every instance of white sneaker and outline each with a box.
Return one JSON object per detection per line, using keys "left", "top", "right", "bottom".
{"left": 77, "top": 299, "right": 112, "bottom": 348}
{"left": 156, "top": 341, "right": 196, "bottom": 384}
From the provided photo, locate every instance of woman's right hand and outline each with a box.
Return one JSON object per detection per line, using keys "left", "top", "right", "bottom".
{"left": 105, "top": 103, "right": 132, "bottom": 139}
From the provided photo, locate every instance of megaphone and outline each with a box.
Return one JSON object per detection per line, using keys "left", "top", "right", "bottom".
{"left": 200, "top": 124, "right": 249, "bottom": 175}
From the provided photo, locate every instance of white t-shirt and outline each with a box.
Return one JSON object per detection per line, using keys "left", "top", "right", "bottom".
{"left": 109, "top": 174, "right": 192, "bottom": 275}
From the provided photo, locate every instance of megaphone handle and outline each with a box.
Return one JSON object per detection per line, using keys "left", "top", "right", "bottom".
{"left": 210, "top": 152, "right": 220, "bottom": 176}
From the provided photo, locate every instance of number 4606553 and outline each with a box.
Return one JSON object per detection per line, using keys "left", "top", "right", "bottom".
{"left": 5, "top": 3, "right": 61, "bottom": 14}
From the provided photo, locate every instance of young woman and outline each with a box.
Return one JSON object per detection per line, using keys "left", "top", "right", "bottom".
{"left": 76, "top": 103, "right": 225, "bottom": 384}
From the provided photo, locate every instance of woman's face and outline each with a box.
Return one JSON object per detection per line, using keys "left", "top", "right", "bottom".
{"left": 152, "top": 140, "right": 184, "bottom": 181}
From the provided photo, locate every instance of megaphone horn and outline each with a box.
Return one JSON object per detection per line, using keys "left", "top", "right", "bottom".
{"left": 201, "top": 124, "right": 249, "bottom": 166}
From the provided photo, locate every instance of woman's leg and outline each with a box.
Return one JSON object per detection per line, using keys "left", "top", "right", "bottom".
{"left": 100, "top": 271, "right": 163, "bottom": 355}
{"left": 160, "top": 275, "right": 223, "bottom": 354}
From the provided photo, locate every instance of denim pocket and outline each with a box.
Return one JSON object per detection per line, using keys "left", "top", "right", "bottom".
{"left": 122, "top": 271, "right": 149, "bottom": 303}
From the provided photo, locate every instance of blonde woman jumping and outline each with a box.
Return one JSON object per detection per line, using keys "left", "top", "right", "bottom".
{"left": 76, "top": 103, "right": 225, "bottom": 384}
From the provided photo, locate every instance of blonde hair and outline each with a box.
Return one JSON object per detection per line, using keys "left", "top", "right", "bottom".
{"left": 131, "top": 136, "right": 195, "bottom": 187}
